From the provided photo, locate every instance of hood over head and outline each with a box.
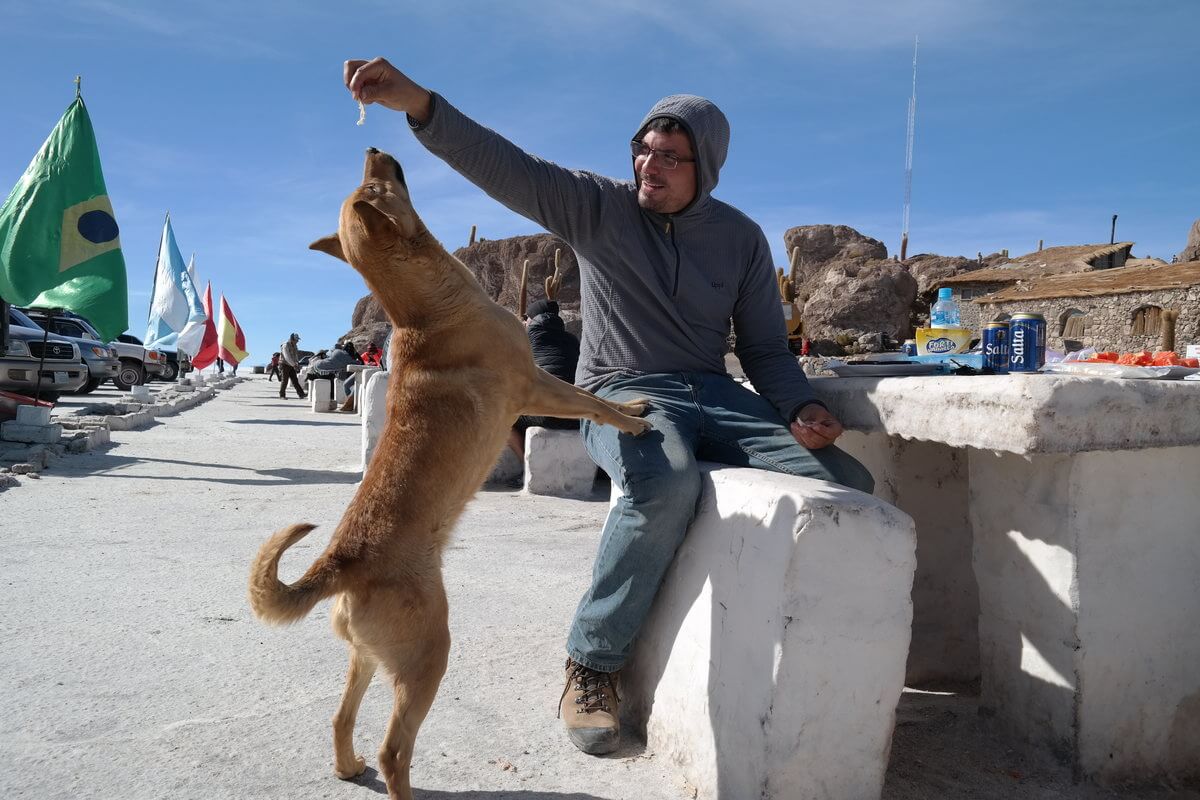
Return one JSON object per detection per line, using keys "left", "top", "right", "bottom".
{"left": 634, "top": 94, "right": 729, "bottom": 216}
{"left": 525, "top": 298, "right": 558, "bottom": 319}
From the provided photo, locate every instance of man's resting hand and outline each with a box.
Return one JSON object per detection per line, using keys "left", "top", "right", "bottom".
{"left": 790, "top": 403, "right": 843, "bottom": 450}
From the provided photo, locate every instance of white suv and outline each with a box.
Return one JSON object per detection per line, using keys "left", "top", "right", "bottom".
{"left": 112, "top": 334, "right": 168, "bottom": 390}
{"left": 2, "top": 308, "right": 88, "bottom": 400}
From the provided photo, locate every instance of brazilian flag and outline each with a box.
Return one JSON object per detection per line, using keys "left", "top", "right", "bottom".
{"left": 0, "top": 94, "right": 128, "bottom": 340}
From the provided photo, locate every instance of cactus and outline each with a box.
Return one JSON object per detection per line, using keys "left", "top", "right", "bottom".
{"left": 517, "top": 258, "right": 530, "bottom": 317}
{"left": 545, "top": 248, "right": 564, "bottom": 300}
{"left": 776, "top": 250, "right": 799, "bottom": 303}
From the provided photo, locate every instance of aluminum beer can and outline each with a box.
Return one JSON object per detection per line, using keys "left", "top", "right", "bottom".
{"left": 902, "top": 339, "right": 917, "bottom": 357}
{"left": 1008, "top": 312, "right": 1046, "bottom": 372}
{"left": 982, "top": 321, "right": 1010, "bottom": 374}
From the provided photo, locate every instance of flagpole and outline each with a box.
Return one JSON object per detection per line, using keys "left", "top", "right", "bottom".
{"left": 147, "top": 212, "right": 167, "bottom": 326}
{"left": 74, "top": 75, "right": 81, "bottom": 99}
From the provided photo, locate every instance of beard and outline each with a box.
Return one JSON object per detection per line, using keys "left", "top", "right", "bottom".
{"left": 637, "top": 184, "right": 677, "bottom": 214}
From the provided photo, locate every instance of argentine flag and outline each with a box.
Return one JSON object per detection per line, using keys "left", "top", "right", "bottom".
{"left": 145, "top": 214, "right": 207, "bottom": 356}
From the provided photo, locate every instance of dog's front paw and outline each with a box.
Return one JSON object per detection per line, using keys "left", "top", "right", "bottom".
{"left": 620, "top": 415, "right": 653, "bottom": 436}
{"left": 617, "top": 398, "right": 650, "bottom": 417}
{"left": 334, "top": 755, "right": 367, "bottom": 779}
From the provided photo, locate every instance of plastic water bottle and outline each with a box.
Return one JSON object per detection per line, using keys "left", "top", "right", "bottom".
{"left": 930, "top": 287, "right": 961, "bottom": 328}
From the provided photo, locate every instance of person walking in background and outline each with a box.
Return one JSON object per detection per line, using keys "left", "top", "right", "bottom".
{"left": 214, "top": 357, "right": 225, "bottom": 375}
{"left": 267, "top": 352, "right": 281, "bottom": 382}
{"left": 279, "top": 333, "right": 306, "bottom": 399}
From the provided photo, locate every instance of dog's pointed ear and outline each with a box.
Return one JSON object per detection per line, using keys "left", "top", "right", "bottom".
{"left": 353, "top": 200, "right": 397, "bottom": 239}
{"left": 309, "top": 234, "right": 346, "bottom": 262}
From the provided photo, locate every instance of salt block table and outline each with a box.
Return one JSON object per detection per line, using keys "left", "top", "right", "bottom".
{"left": 814, "top": 373, "right": 1200, "bottom": 783}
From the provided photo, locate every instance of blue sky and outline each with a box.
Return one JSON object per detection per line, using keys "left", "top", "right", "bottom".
{"left": 2, "top": 0, "right": 1196, "bottom": 365}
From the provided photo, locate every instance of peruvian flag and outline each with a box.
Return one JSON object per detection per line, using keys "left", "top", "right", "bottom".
{"left": 190, "top": 281, "right": 220, "bottom": 370}
{"left": 217, "top": 294, "right": 249, "bottom": 365}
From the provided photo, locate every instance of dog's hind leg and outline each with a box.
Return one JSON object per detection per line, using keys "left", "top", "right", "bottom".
{"left": 519, "top": 369, "right": 652, "bottom": 435}
{"left": 332, "top": 645, "right": 377, "bottom": 779}
{"left": 377, "top": 624, "right": 450, "bottom": 800}
{"left": 331, "top": 595, "right": 377, "bottom": 780}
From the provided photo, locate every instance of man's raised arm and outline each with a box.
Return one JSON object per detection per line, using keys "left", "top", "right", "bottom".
{"left": 344, "top": 57, "right": 609, "bottom": 245}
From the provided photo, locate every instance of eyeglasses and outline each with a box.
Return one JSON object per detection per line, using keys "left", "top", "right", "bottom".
{"left": 630, "top": 140, "right": 695, "bottom": 170}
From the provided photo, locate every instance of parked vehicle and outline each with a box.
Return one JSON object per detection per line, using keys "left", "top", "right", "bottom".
{"left": 2, "top": 308, "right": 87, "bottom": 401}
{"left": 112, "top": 333, "right": 168, "bottom": 390}
{"left": 19, "top": 307, "right": 121, "bottom": 393}
{"left": 155, "top": 348, "right": 192, "bottom": 382}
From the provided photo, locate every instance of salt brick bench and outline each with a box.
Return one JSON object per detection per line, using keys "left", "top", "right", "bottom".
{"left": 362, "top": 383, "right": 596, "bottom": 496}
{"left": 309, "top": 378, "right": 338, "bottom": 413}
{"left": 619, "top": 465, "right": 916, "bottom": 800}
{"left": 522, "top": 426, "right": 597, "bottom": 497}
{"left": 360, "top": 370, "right": 389, "bottom": 470}
{"left": 483, "top": 426, "right": 598, "bottom": 496}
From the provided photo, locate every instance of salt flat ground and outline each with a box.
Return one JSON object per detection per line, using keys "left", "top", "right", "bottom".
{"left": 1, "top": 377, "right": 1195, "bottom": 800}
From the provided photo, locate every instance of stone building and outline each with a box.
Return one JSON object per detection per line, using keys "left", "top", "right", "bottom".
{"left": 973, "top": 260, "right": 1200, "bottom": 355}
{"left": 936, "top": 242, "right": 1134, "bottom": 333}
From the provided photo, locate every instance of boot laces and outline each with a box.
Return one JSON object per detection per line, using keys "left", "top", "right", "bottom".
{"left": 559, "top": 659, "right": 619, "bottom": 717}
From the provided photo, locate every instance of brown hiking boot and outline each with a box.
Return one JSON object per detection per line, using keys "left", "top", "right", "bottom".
{"left": 558, "top": 658, "right": 620, "bottom": 755}
{"left": 339, "top": 395, "right": 354, "bottom": 412}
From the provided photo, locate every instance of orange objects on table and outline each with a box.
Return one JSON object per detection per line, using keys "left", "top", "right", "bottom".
{"left": 1081, "top": 350, "right": 1198, "bottom": 368}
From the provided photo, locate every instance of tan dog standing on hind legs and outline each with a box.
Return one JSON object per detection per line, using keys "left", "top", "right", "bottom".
{"left": 247, "top": 147, "right": 650, "bottom": 800}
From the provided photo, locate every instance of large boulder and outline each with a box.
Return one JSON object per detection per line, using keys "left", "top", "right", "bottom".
{"left": 801, "top": 260, "right": 917, "bottom": 353}
{"left": 351, "top": 294, "right": 387, "bottom": 328}
{"left": 452, "top": 233, "right": 579, "bottom": 314}
{"left": 783, "top": 225, "right": 888, "bottom": 284}
{"left": 1177, "top": 218, "right": 1200, "bottom": 263}
{"left": 338, "top": 295, "right": 390, "bottom": 351}
{"left": 904, "top": 254, "right": 987, "bottom": 298}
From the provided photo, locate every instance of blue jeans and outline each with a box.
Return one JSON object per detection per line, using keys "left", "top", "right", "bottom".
{"left": 567, "top": 372, "right": 874, "bottom": 673}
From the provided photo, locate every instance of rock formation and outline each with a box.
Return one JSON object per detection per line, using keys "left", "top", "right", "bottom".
{"left": 344, "top": 233, "right": 580, "bottom": 346}
{"left": 904, "top": 253, "right": 989, "bottom": 298}
{"left": 452, "top": 234, "right": 579, "bottom": 313}
{"left": 801, "top": 260, "right": 918, "bottom": 354}
{"left": 1178, "top": 218, "right": 1200, "bottom": 263}
{"left": 783, "top": 225, "right": 888, "bottom": 286}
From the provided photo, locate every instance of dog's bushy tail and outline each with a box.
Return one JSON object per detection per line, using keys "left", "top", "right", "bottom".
{"left": 248, "top": 523, "right": 341, "bottom": 625}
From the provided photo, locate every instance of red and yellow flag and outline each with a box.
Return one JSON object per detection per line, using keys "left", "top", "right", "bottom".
{"left": 217, "top": 294, "right": 249, "bottom": 365}
{"left": 190, "top": 280, "right": 220, "bottom": 370}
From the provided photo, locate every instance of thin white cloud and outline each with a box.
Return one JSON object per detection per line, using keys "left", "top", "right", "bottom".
{"left": 397, "top": 0, "right": 1010, "bottom": 53}
{"left": 17, "top": 0, "right": 291, "bottom": 60}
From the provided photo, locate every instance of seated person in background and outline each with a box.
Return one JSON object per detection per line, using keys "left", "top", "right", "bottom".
{"left": 305, "top": 344, "right": 355, "bottom": 392}
{"left": 507, "top": 297, "right": 580, "bottom": 460}
{"left": 298, "top": 349, "right": 328, "bottom": 383}
{"left": 361, "top": 341, "right": 384, "bottom": 367}
{"left": 342, "top": 341, "right": 386, "bottom": 412}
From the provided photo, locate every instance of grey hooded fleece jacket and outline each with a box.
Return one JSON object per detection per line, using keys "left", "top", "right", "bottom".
{"left": 411, "top": 93, "right": 819, "bottom": 422}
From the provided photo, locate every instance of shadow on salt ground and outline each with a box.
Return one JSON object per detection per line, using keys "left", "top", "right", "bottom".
{"left": 71, "top": 452, "right": 361, "bottom": 486}
{"left": 418, "top": 791, "right": 616, "bottom": 800}
{"left": 346, "top": 767, "right": 616, "bottom": 800}
{"left": 241, "top": 401, "right": 314, "bottom": 408}
{"left": 227, "top": 417, "right": 361, "bottom": 427}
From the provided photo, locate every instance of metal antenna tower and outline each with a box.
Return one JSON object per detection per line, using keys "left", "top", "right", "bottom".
{"left": 900, "top": 35, "right": 918, "bottom": 261}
